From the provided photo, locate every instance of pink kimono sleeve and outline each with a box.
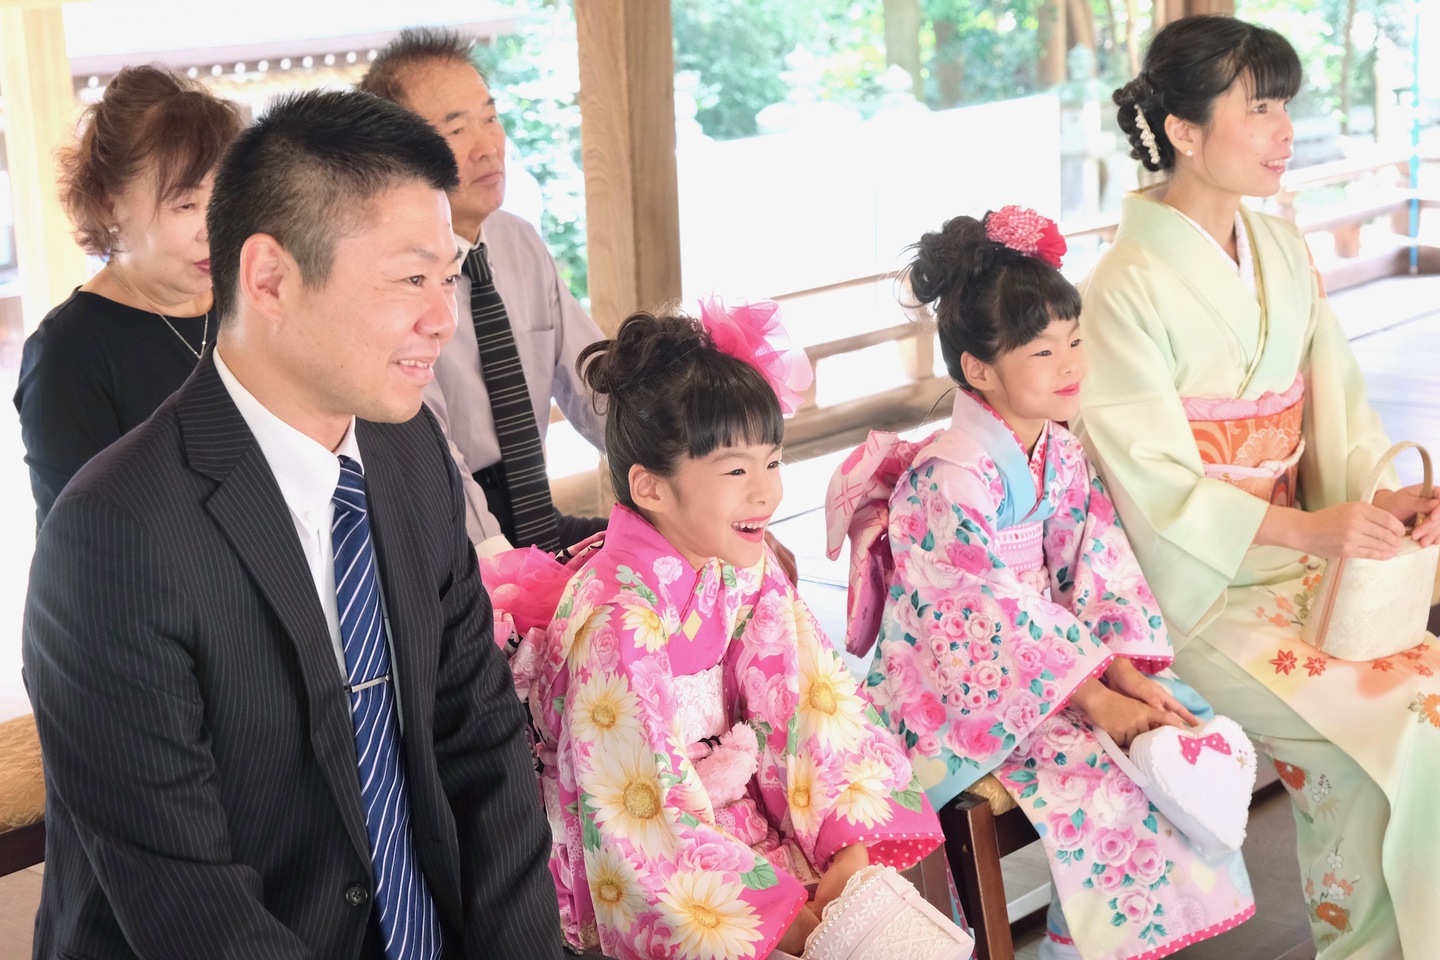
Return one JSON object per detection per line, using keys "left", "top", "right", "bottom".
{"left": 871, "top": 455, "right": 1115, "bottom": 786}
{"left": 1042, "top": 436, "right": 1175, "bottom": 673}
{"left": 552, "top": 581, "right": 808, "bottom": 960}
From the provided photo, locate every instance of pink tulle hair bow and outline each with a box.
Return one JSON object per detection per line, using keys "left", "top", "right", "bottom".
{"left": 984, "top": 204, "right": 1067, "bottom": 269}
{"left": 698, "top": 296, "right": 814, "bottom": 416}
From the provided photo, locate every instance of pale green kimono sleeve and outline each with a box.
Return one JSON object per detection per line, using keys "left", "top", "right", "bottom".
{"left": 1075, "top": 253, "right": 1270, "bottom": 637}
{"left": 1296, "top": 271, "right": 1395, "bottom": 511}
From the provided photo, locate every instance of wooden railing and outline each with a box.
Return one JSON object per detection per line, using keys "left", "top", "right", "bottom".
{"left": 553, "top": 149, "right": 1439, "bottom": 514}
{"left": 772, "top": 149, "right": 1440, "bottom": 461}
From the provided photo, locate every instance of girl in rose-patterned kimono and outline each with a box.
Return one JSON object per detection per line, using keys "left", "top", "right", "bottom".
{"left": 825, "top": 208, "right": 1255, "bottom": 960}
{"left": 519, "top": 304, "right": 950, "bottom": 960}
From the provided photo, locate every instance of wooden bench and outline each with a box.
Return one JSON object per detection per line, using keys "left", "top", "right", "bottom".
{"left": 0, "top": 713, "right": 45, "bottom": 877}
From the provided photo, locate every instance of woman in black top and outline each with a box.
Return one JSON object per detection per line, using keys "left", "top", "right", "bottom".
{"left": 14, "top": 65, "right": 242, "bottom": 527}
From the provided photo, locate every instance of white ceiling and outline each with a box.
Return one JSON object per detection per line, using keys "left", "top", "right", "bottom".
{"left": 62, "top": 0, "right": 518, "bottom": 76}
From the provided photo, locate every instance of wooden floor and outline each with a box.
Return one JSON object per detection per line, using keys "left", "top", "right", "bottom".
{"left": 1, "top": 275, "right": 1436, "bottom": 956}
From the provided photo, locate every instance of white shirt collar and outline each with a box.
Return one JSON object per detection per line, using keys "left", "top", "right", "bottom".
{"left": 213, "top": 347, "right": 363, "bottom": 520}
{"left": 455, "top": 221, "right": 488, "bottom": 259}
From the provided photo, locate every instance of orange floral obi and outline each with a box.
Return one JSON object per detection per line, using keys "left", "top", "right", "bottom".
{"left": 1182, "top": 374, "right": 1305, "bottom": 507}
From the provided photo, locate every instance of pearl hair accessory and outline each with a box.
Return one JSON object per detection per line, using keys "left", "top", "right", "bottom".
{"left": 1134, "top": 106, "right": 1162, "bottom": 167}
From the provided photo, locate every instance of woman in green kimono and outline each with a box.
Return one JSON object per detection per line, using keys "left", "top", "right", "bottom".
{"left": 1074, "top": 15, "right": 1440, "bottom": 958}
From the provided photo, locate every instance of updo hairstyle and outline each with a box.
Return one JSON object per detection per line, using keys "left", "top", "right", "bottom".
{"left": 578, "top": 310, "right": 785, "bottom": 509}
{"left": 907, "top": 214, "right": 1080, "bottom": 390}
{"left": 1113, "top": 15, "right": 1301, "bottom": 172}
{"left": 58, "top": 65, "right": 243, "bottom": 257}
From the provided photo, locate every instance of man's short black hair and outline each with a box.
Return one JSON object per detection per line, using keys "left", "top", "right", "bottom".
{"left": 358, "top": 27, "right": 482, "bottom": 107}
{"left": 207, "top": 89, "right": 460, "bottom": 323}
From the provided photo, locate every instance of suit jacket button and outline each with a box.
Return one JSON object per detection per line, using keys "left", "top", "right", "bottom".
{"left": 345, "top": 884, "right": 370, "bottom": 908}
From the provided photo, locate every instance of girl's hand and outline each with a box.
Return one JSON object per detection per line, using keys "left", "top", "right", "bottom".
{"left": 813, "top": 843, "right": 869, "bottom": 917}
{"left": 776, "top": 905, "right": 820, "bottom": 955}
{"left": 1259, "top": 502, "right": 1404, "bottom": 560}
{"left": 1071, "top": 679, "right": 1182, "bottom": 748}
{"left": 1103, "top": 659, "right": 1199, "bottom": 728}
{"left": 1374, "top": 485, "right": 1440, "bottom": 547}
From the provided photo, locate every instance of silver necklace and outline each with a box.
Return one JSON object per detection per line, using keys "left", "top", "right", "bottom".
{"left": 111, "top": 270, "right": 209, "bottom": 361}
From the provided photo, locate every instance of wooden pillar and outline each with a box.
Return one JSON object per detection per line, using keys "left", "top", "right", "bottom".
{"left": 1, "top": 1, "right": 87, "bottom": 332}
{"left": 883, "top": 0, "right": 924, "bottom": 100}
{"left": 574, "top": 0, "right": 682, "bottom": 336}
{"left": 1183, "top": 0, "right": 1235, "bottom": 14}
{"left": 1155, "top": 0, "right": 1235, "bottom": 27}
{"left": 1037, "top": 0, "right": 1068, "bottom": 88}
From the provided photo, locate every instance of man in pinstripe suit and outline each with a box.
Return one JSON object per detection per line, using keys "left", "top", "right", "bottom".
{"left": 22, "top": 90, "right": 561, "bottom": 959}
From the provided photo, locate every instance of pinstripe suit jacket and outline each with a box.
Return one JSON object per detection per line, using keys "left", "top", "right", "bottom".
{"left": 22, "top": 355, "right": 562, "bottom": 959}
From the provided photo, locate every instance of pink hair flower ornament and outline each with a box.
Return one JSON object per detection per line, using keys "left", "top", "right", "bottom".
{"left": 984, "top": 205, "right": 1067, "bottom": 269}
{"left": 698, "top": 295, "right": 814, "bottom": 417}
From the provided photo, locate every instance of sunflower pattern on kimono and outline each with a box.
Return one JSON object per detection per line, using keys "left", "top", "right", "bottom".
{"left": 867, "top": 418, "right": 1173, "bottom": 804}
{"left": 530, "top": 505, "right": 944, "bottom": 960}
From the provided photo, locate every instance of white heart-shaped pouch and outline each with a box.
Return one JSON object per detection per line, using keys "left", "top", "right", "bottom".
{"left": 1096, "top": 716, "right": 1257, "bottom": 861}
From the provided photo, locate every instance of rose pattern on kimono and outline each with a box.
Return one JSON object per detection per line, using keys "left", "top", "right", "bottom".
{"left": 840, "top": 396, "right": 1254, "bottom": 960}
{"left": 868, "top": 419, "right": 1173, "bottom": 799}
{"left": 529, "top": 505, "right": 943, "bottom": 960}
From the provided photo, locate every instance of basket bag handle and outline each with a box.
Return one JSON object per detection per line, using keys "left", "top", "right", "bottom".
{"left": 1357, "top": 441, "right": 1433, "bottom": 511}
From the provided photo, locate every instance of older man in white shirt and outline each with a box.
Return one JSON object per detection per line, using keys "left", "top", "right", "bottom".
{"left": 361, "top": 28, "right": 606, "bottom": 555}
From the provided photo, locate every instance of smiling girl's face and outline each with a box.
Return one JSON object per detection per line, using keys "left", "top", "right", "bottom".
{"left": 639, "top": 440, "right": 783, "bottom": 570}
{"left": 962, "top": 316, "right": 1087, "bottom": 450}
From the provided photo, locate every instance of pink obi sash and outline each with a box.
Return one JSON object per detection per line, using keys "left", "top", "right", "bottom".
{"left": 994, "top": 521, "right": 1048, "bottom": 597}
{"left": 1182, "top": 374, "right": 1305, "bottom": 507}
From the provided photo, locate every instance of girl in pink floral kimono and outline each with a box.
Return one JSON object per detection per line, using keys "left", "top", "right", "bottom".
{"left": 511, "top": 304, "right": 949, "bottom": 960}
{"left": 825, "top": 209, "right": 1256, "bottom": 960}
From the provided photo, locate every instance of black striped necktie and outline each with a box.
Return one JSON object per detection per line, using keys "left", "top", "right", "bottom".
{"left": 464, "top": 243, "right": 560, "bottom": 551}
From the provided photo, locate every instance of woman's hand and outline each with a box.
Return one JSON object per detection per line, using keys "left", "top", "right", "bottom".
{"left": 1258, "top": 502, "right": 1405, "bottom": 560}
{"left": 1103, "top": 659, "right": 1199, "bottom": 728}
{"left": 812, "top": 843, "right": 869, "bottom": 917}
{"left": 1374, "top": 485, "right": 1440, "bottom": 547}
{"left": 776, "top": 905, "right": 821, "bottom": 955}
{"left": 1071, "top": 678, "right": 1183, "bottom": 748}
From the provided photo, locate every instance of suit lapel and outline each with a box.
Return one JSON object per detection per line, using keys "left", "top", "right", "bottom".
{"left": 178, "top": 358, "right": 373, "bottom": 863}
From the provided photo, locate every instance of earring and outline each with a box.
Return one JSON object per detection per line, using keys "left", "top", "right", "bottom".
{"left": 107, "top": 224, "right": 119, "bottom": 234}
{"left": 1185, "top": 149, "right": 1194, "bottom": 157}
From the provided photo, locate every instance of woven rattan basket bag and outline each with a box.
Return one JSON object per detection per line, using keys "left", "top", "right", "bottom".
{"left": 1302, "top": 441, "right": 1439, "bottom": 661}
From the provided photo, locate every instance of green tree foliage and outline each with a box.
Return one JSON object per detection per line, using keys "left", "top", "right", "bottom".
{"left": 1240, "top": 0, "right": 1414, "bottom": 131}
{"left": 672, "top": 0, "right": 893, "bottom": 140}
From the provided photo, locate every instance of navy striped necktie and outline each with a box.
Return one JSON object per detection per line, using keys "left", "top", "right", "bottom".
{"left": 464, "top": 243, "right": 561, "bottom": 551}
{"left": 332, "top": 456, "right": 442, "bottom": 960}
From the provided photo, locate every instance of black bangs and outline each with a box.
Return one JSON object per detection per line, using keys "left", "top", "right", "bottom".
{"left": 1234, "top": 27, "right": 1303, "bottom": 102}
{"left": 684, "top": 354, "right": 785, "bottom": 460}
{"left": 986, "top": 255, "right": 1083, "bottom": 355}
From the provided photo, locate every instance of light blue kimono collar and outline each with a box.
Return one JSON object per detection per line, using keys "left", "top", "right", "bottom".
{"left": 944, "top": 389, "right": 1058, "bottom": 529}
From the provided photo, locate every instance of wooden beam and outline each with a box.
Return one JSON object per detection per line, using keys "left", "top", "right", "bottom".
{"left": 1, "top": 2, "right": 88, "bottom": 331}
{"left": 574, "top": 0, "right": 681, "bottom": 335}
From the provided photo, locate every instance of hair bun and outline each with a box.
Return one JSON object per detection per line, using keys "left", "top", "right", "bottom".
{"left": 908, "top": 215, "right": 1001, "bottom": 307}
{"left": 579, "top": 310, "right": 709, "bottom": 402}
{"left": 1113, "top": 77, "right": 1166, "bottom": 172}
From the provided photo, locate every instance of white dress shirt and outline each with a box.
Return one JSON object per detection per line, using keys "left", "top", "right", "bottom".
{"left": 424, "top": 209, "right": 608, "bottom": 552}
{"left": 214, "top": 348, "right": 380, "bottom": 685}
